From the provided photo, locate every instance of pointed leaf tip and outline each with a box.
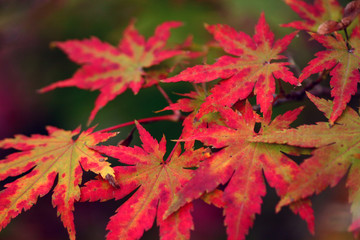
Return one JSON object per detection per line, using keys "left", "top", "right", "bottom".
{"left": 306, "top": 92, "right": 332, "bottom": 120}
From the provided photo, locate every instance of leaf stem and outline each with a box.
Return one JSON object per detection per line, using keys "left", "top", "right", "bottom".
{"left": 97, "top": 84, "right": 186, "bottom": 133}
{"left": 156, "top": 83, "right": 182, "bottom": 119}
{"left": 165, "top": 137, "right": 181, "bottom": 163}
{"left": 98, "top": 114, "right": 180, "bottom": 133}
{"left": 344, "top": 27, "right": 350, "bottom": 42}
{"left": 202, "top": 82, "right": 208, "bottom": 96}
{"left": 344, "top": 28, "right": 352, "bottom": 51}
{"left": 286, "top": 52, "right": 301, "bottom": 78}
{"left": 156, "top": 83, "right": 174, "bottom": 105}
{"left": 193, "top": 83, "right": 200, "bottom": 94}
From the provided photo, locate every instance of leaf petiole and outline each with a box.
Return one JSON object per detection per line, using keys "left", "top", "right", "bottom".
{"left": 98, "top": 114, "right": 182, "bottom": 133}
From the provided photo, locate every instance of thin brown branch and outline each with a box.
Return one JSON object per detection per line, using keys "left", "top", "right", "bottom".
{"left": 253, "top": 70, "right": 330, "bottom": 111}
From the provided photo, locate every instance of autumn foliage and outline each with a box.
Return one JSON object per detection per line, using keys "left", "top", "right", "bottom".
{"left": 1, "top": 0, "right": 360, "bottom": 239}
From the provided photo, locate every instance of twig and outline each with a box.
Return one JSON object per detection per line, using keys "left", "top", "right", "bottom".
{"left": 253, "top": 70, "right": 330, "bottom": 111}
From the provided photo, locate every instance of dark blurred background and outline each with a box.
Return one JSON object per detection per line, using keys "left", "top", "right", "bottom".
{"left": 0, "top": 0, "right": 355, "bottom": 239}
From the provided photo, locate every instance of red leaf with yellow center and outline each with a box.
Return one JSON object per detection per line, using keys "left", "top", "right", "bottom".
{"left": 40, "top": 21, "right": 183, "bottom": 124}
{"left": 0, "top": 126, "right": 117, "bottom": 240}
{"left": 163, "top": 13, "right": 299, "bottom": 116}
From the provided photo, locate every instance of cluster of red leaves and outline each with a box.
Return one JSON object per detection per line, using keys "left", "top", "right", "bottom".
{"left": 1, "top": 0, "right": 360, "bottom": 240}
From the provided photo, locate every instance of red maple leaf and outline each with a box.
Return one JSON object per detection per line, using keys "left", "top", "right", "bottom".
{"left": 164, "top": 102, "right": 314, "bottom": 240}
{"left": 282, "top": 0, "right": 343, "bottom": 32}
{"left": 80, "top": 122, "right": 210, "bottom": 240}
{"left": 0, "top": 127, "right": 117, "bottom": 240}
{"left": 163, "top": 13, "right": 299, "bottom": 117}
{"left": 251, "top": 92, "right": 360, "bottom": 236}
{"left": 299, "top": 27, "right": 360, "bottom": 124}
{"left": 39, "top": 21, "right": 184, "bottom": 124}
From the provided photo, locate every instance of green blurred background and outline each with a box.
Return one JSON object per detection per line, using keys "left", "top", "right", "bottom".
{"left": 0, "top": 0, "right": 355, "bottom": 239}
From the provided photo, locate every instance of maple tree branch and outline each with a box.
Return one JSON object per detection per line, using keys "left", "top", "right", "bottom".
{"left": 277, "top": 71, "right": 329, "bottom": 104}
{"left": 254, "top": 71, "right": 330, "bottom": 111}
{"left": 98, "top": 114, "right": 180, "bottom": 133}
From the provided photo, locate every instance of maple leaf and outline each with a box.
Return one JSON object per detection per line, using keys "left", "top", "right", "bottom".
{"left": 0, "top": 126, "right": 117, "bottom": 240}
{"left": 164, "top": 102, "right": 314, "bottom": 240}
{"left": 163, "top": 13, "right": 299, "bottom": 117}
{"left": 80, "top": 122, "right": 210, "bottom": 240}
{"left": 299, "top": 27, "right": 360, "bottom": 124}
{"left": 251, "top": 92, "right": 360, "bottom": 236}
{"left": 282, "top": 0, "right": 343, "bottom": 32}
{"left": 39, "top": 21, "right": 184, "bottom": 124}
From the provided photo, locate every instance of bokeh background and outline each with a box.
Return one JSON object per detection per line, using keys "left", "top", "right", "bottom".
{"left": 0, "top": 0, "right": 355, "bottom": 239}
